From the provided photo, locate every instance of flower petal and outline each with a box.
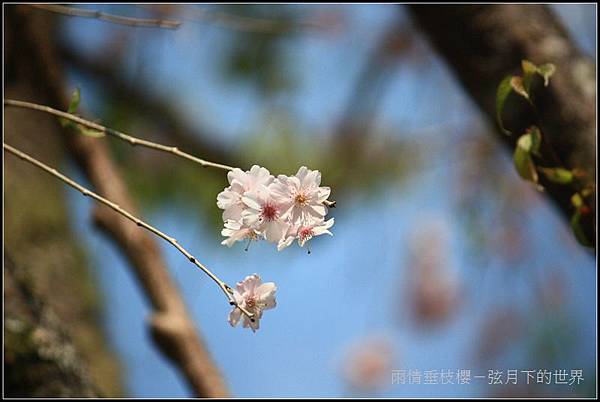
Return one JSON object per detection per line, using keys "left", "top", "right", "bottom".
{"left": 237, "top": 274, "right": 261, "bottom": 295}
{"left": 228, "top": 308, "right": 242, "bottom": 327}
{"left": 216, "top": 188, "right": 240, "bottom": 210}
{"left": 308, "top": 203, "right": 327, "bottom": 218}
{"left": 257, "top": 282, "right": 277, "bottom": 309}
{"left": 242, "top": 194, "right": 262, "bottom": 211}
{"left": 222, "top": 204, "right": 244, "bottom": 222}
{"left": 264, "top": 220, "right": 289, "bottom": 243}
{"left": 277, "top": 235, "right": 295, "bottom": 251}
{"left": 227, "top": 168, "right": 247, "bottom": 186}
{"left": 317, "top": 186, "right": 331, "bottom": 202}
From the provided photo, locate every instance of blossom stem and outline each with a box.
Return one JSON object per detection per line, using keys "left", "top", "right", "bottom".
{"left": 3, "top": 142, "right": 255, "bottom": 321}
{"left": 29, "top": 4, "right": 182, "bottom": 29}
{"left": 4, "top": 99, "right": 236, "bottom": 172}
{"left": 4, "top": 98, "right": 335, "bottom": 210}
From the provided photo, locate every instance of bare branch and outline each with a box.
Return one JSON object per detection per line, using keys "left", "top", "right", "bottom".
{"left": 6, "top": 6, "right": 232, "bottom": 395}
{"left": 4, "top": 99, "right": 235, "bottom": 172}
{"left": 4, "top": 142, "right": 255, "bottom": 322}
{"left": 4, "top": 99, "right": 337, "bottom": 207}
{"left": 29, "top": 4, "right": 181, "bottom": 29}
{"left": 58, "top": 44, "right": 242, "bottom": 169}
{"left": 140, "top": 4, "right": 332, "bottom": 34}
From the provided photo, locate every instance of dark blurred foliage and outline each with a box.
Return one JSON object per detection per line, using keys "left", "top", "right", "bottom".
{"left": 219, "top": 5, "right": 298, "bottom": 96}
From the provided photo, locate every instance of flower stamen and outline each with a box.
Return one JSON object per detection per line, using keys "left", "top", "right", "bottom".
{"left": 245, "top": 296, "right": 257, "bottom": 309}
{"left": 299, "top": 227, "right": 314, "bottom": 242}
{"left": 261, "top": 203, "right": 279, "bottom": 222}
{"left": 294, "top": 192, "right": 309, "bottom": 206}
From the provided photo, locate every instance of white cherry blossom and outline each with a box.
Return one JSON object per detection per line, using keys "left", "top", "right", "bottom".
{"left": 228, "top": 274, "right": 277, "bottom": 332}
{"left": 216, "top": 165, "right": 273, "bottom": 221}
{"left": 241, "top": 184, "right": 289, "bottom": 243}
{"left": 271, "top": 166, "right": 331, "bottom": 224}
{"left": 217, "top": 164, "right": 334, "bottom": 251}
{"left": 277, "top": 218, "right": 335, "bottom": 251}
{"left": 220, "top": 219, "right": 260, "bottom": 248}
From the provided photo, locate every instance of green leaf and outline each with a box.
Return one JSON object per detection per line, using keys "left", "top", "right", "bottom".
{"left": 516, "top": 127, "right": 541, "bottom": 156}
{"left": 521, "top": 60, "right": 537, "bottom": 94}
{"left": 60, "top": 87, "right": 81, "bottom": 128}
{"left": 521, "top": 60, "right": 556, "bottom": 88}
{"left": 537, "top": 63, "right": 556, "bottom": 87}
{"left": 539, "top": 167, "right": 573, "bottom": 184}
{"left": 516, "top": 132, "right": 533, "bottom": 152}
{"left": 514, "top": 139, "right": 538, "bottom": 183}
{"left": 527, "top": 126, "right": 542, "bottom": 156}
{"left": 510, "top": 76, "right": 529, "bottom": 100}
{"left": 67, "top": 87, "right": 81, "bottom": 114}
{"left": 571, "top": 193, "right": 584, "bottom": 208}
{"left": 581, "top": 187, "right": 593, "bottom": 197}
{"left": 496, "top": 75, "right": 514, "bottom": 135}
{"left": 58, "top": 88, "right": 105, "bottom": 138}
{"left": 570, "top": 210, "right": 593, "bottom": 248}
{"left": 76, "top": 125, "right": 105, "bottom": 138}
{"left": 521, "top": 60, "right": 538, "bottom": 75}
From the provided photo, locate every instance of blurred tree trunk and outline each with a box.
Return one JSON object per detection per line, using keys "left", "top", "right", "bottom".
{"left": 5, "top": 5, "right": 230, "bottom": 397}
{"left": 407, "top": 4, "right": 596, "bottom": 248}
{"left": 4, "top": 6, "right": 123, "bottom": 397}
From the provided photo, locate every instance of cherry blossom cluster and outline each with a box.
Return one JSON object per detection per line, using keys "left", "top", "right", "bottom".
{"left": 217, "top": 165, "right": 334, "bottom": 252}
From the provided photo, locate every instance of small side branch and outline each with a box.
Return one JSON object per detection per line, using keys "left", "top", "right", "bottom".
{"left": 4, "top": 99, "right": 337, "bottom": 207}
{"left": 29, "top": 4, "right": 182, "bottom": 29}
{"left": 170, "top": 5, "right": 328, "bottom": 34}
{"left": 4, "top": 99, "right": 235, "bottom": 171}
{"left": 3, "top": 142, "right": 255, "bottom": 322}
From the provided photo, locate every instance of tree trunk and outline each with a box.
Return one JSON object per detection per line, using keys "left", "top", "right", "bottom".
{"left": 5, "top": 5, "right": 230, "bottom": 397}
{"left": 4, "top": 6, "right": 124, "bottom": 396}
{"left": 407, "top": 4, "right": 596, "bottom": 247}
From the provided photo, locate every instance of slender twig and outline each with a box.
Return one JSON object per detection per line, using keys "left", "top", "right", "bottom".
{"left": 4, "top": 99, "right": 235, "bottom": 171}
{"left": 4, "top": 99, "right": 337, "bottom": 207}
{"left": 4, "top": 142, "right": 254, "bottom": 321}
{"left": 138, "top": 4, "right": 330, "bottom": 34}
{"left": 29, "top": 4, "right": 182, "bottom": 29}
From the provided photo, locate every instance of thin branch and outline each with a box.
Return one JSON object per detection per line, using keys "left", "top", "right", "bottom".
{"left": 8, "top": 7, "right": 230, "bottom": 396}
{"left": 4, "top": 142, "right": 255, "bottom": 322}
{"left": 4, "top": 99, "right": 235, "bottom": 172}
{"left": 58, "top": 44, "right": 242, "bottom": 169}
{"left": 29, "top": 4, "right": 181, "bottom": 29}
{"left": 140, "top": 4, "right": 331, "bottom": 34}
{"left": 4, "top": 99, "right": 338, "bottom": 208}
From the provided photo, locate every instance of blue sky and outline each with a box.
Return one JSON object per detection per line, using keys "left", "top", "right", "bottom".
{"left": 61, "top": 4, "right": 596, "bottom": 397}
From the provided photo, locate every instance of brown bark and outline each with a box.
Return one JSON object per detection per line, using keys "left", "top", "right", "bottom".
{"left": 407, "top": 4, "right": 596, "bottom": 247}
{"left": 4, "top": 7, "right": 124, "bottom": 398}
{"left": 5, "top": 5, "right": 230, "bottom": 397}
{"left": 4, "top": 254, "right": 103, "bottom": 397}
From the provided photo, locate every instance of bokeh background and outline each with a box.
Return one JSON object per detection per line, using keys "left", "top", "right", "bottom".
{"left": 4, "top": 4, "right": 597, "bottom": 398}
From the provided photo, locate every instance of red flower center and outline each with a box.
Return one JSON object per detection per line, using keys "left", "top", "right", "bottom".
{"left": 299, "top": 227, "right": 314, "bottom": 240}
{"left": 261, "top": 203, "right": 278, "bottom": 221}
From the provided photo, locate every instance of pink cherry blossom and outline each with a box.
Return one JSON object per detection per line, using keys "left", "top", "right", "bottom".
{"left": 220, "top": 219, "right": 260, "bottom": 248}
{"left": 216, "top": 164, "right": 334, "bottom": 251}
{"left": 241, "top": 185, "right": 290, "bottom": 243}
{"left": 216, "top": 165, "right": 273, "bottom": 221}
{"left": 277, "top": 218, "right": 335, "bottom": 251}
{"left": 271, "top": 166, "right": 331, "bottom": 224}
{"left": 228, "top": 274, "right": 277, "bottom": 332}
